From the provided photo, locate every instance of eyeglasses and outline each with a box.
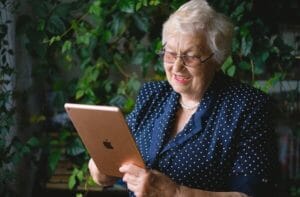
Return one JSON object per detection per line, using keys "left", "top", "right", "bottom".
{"left": 158, "top": 50, "right": 214, "bottom": 67}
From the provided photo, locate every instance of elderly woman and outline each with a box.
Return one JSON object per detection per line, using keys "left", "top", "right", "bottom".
{"left": 89, "top": 0, "right": 279, "bottom": 196}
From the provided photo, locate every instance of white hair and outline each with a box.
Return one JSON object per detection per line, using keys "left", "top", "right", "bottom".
{"left": 162, "top": 0, "right": 234, "bottom": 66}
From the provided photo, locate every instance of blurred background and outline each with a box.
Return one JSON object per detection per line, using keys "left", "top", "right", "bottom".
{"left": 1, "top": 0, "right": 299, "bottom": 196}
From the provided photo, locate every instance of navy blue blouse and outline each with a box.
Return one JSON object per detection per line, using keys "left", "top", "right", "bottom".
{"left": 126, "top": 72, "right": 279, "bottom": 197}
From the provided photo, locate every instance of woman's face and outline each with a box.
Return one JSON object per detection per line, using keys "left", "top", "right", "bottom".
{"left": 163, "top": 32, "right": 217, "bottom": 99}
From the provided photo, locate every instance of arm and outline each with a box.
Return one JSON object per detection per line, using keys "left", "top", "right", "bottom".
{"left": 119, "top": 164, "right": 249, "bottom": 197}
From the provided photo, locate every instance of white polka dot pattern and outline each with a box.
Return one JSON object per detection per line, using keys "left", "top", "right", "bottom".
{"left": 126, "top": 72, "right": 278, "bottom": 195}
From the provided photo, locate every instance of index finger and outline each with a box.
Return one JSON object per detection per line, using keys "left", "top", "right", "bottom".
{"left": 119, "top": 163, "right": 146, "bottom": 175}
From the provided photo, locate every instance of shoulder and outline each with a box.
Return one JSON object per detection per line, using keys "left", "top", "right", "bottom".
{"left": 133, "top": 80, "right": 172, "bottom": 110}
{"left": 136, "top": 80, "right": 172, "bottom": 102}
{"left": 126, "top": 81, "right": 172, "bottom": 130}
{"left": 139, "top": 80, "right": 172, "bottom": 95}
{"left": 218, "top": 74, "right": 271, "bottom": 108}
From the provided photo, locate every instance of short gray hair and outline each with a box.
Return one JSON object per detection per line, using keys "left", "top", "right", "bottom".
{"left": 162, "top": 0, "right": 234, "bottom": 66}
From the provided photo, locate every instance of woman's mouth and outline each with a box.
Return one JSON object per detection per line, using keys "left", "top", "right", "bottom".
{"left": 173, "top": 74, "right": 191, "bottom": 84}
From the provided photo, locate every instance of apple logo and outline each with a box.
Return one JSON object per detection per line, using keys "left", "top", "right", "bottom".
{"left": 103, "top": 139, "right": 114, "bottom": 149}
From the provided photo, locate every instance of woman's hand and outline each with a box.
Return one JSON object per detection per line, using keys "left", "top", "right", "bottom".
{"left": 88, "top": 158, "right": 118, "bottom": 186}
{"left": 119, "top": 163, "right": 179, "bottom": 197}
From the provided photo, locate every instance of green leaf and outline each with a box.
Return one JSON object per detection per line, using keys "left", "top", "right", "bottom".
{"left": 241, "top": 35, "right": 253, "bottom": 56}
{"left": 76, "top": 90, "right": 84, "bottom": 100}
{"left": 76, "top": 193, "right": 83, "bottom": 197}
{"left": 37, "top": 19, "right": 46, "bottom": 31}
{"left": 221, "top": 56, "right": 233, "bottom": 71}
{"left": 49, "top": 36, "right": 61, "bottom": 45}
{"left": 119, "top": 0, "right": 135, "bottom": 13}
{"left": 111, "top": 15, "right": 126, "bottom": 36}
{"left": 89, "top": 0, "right": 102, "bottom": 16}
{"left": 76, "top": 170, "right": 84, "bottom": 182}
{"left": 47, "top": 15, "right": 66, "bottom": 35}
{"left": 104, "top": 80, "right": 113, "bottom": 93}
{"left": 133, "top": 14, "right": 149, "bottom": 32}
{"left": 238, "top": 61, "right": 251, "bottom": 70}
{"left": 227, "top": 65, "right": 236, "bottom": 77}
{"left": 253, "top": 52, "right": 267, "bottom": 74}
{"left": 102, "top": 30, "right": 112, "bottom": 42}
{"left": 132, "top": 51, "right": 144, "bottom": 65}
{"left": 26, "top": 137, "right": 40, "bottom": 148}
{"left": 253, "top": 60, "right": 264, "bottom": 74}
{"left": 230, "top": 2, "right": 245, "bottom": 22}
{"left": 135, "top": 2, "right": 143, "bottom": 10}
{"left": 254, "top": 73, "right": 284, "bottom": 93}
{"left": 48, "top": 150, "right": 61, "bottom": 173}
{"left": 59, "top": 129, "right": 72, "bottom": 141}
{"left": 239, "top": 25, "right": 250, "bottom": 37}
{"left": 149, "top": 0, "right": 160, "bottom": 6}
{"left": 261, "top": 51, "right": 270, "bottom": 62}
{"left": 124, "top": 98, "right": 135, "bottom": 113}
{"left": 77, "top": 33, "right": 90, "bottom": 46}
{"left": 62, "top": 40, "right": 72, "bottom": 53}
{"left": 68, "top": 173, "right": 77, "bottom": 189}
{"left": 66, "top": 137, "right": 85, "bottom": 156}
{"left": 128, "top": 76, "right": 141, "bottom": 92}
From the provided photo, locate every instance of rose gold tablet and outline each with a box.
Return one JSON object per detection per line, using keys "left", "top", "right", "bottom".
{"left": 64, "top": 103, "right": 145, "bottom": 177}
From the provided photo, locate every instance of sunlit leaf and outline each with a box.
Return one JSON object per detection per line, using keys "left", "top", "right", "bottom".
{"left": 62, "top": 40, "right": 72, "bottom": 53}
{"left": 221, "top": 56, "right": 233, "bottom": 71}
{"left": 89, "top": 0, "right": 102, "bottom": 16}
{"left": 119, "top": 0, "right": 135, "bottom": 13}
{"left": 227, "top": 65, "right": 236, "bottom": 77}
{"left": 68, "top": 173, "right": 76, "bottom": 189}
{"left": 76, "top": 90, "right": 84, "bottom": 100}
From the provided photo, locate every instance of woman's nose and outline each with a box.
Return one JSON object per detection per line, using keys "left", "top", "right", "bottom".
{"left": 173, "top": 57, "right": 185, "bottom": 72}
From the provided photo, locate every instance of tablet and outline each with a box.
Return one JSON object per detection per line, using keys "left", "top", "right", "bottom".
{"left": 64, "top": 103, "right": 145, "bottom": 177}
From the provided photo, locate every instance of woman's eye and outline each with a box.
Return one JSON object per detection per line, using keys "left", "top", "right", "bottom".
{"left": 186, "top": 56, "right": 197, "bottom": 61}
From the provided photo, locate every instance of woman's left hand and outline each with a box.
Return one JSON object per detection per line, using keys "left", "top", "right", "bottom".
{"left": 119, "top": 163, "right": 179, "bottom": 197}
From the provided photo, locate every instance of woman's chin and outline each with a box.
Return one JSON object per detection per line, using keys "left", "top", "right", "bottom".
{"left": 171, "top": 83, "right": 189, "bottom": 94}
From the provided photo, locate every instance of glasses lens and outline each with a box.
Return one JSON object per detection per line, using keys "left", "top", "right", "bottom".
{"left": 164, "top": 51, "right": 175, "bottom": 63}
{"left": 163, "top": 51, "right": 172, "bottom": 63}
{"left": 182, "top": 56, "right": 192, "bottom": 65}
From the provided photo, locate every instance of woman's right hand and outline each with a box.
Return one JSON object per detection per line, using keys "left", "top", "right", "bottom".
{"left": 88, "top": 158, "right": 118, "bottom": 186}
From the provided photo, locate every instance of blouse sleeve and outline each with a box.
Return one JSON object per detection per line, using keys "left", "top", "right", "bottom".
{"left": 228, "top": 96, "right": 280, "bottom": 197}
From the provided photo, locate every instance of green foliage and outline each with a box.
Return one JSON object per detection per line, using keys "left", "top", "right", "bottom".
{"left": 68, "top": 165, "right": 85, "bottom": 189}
{"left": 212, "top": 0, "right": 295, "bottom": 85}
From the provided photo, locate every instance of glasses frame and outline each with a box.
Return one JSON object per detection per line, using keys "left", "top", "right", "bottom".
{"left": 157, "top": 43, "right": 214, "bottom": 67}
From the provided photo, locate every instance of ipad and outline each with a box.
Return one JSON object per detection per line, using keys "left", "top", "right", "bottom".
{"left": 64, "top": 103, "right": 145, "bottom": 177}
